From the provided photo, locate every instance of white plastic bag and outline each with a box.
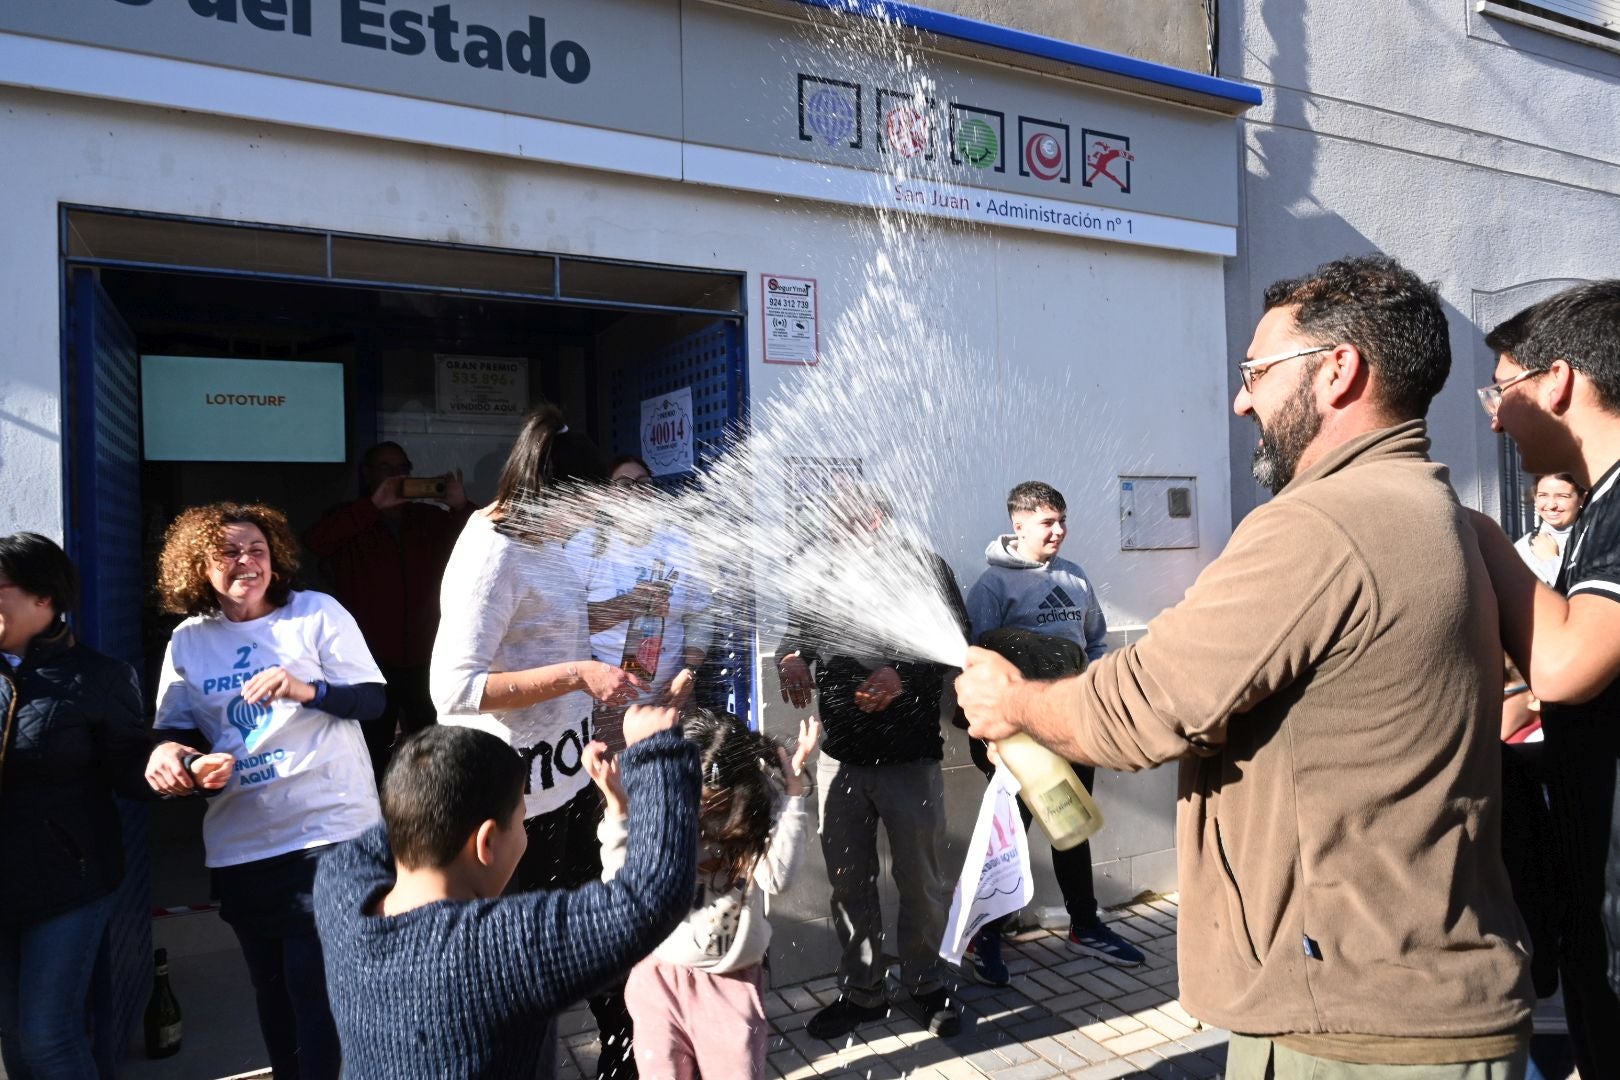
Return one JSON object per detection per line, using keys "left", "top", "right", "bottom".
{"left": 938, "top": 766, "right": 1035, "bottom": 964}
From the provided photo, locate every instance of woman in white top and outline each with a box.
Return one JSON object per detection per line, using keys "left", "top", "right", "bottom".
{"left": 430, "top": 404, "right": 644, "bottom": 1079}
{"left": 569, "top": 455, "right": 715, "bottom": 749}
{"left": 146, "top": 502, "right": 386, "bottom": 1080}
{"left": 1514, "top": 472, "right": 1587, "bottom": 586}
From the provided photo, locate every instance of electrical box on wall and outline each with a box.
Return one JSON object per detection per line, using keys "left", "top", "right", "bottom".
{"left": 1120, "top": 476, "right": 1199, "bottom": 550}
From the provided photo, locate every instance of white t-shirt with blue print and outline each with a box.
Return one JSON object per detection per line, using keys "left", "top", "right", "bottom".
{"left": 155, "top": 590, "right": 383, "bottom": 868}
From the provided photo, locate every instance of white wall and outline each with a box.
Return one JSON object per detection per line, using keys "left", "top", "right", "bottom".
{"left": 1221, "top": 0, "right": 1620, "bottom": 523}
{"left": 914, "top": 0, "right": 1211, "bottom": 72}
{"left": 0, "top": 84, "right": 1234, "bottom": 974}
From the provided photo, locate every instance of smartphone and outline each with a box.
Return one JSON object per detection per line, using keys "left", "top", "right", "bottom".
{"left": 399, "top": 477, "right": 447, "bottom": 499}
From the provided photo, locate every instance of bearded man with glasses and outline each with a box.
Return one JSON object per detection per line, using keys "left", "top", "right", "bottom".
{"left": 959, "top": 254, "right": 1534, "bottom": 1079}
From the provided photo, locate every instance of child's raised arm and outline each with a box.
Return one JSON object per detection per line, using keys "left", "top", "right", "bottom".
{"left": 500, "top": 709, "right": 699, "bottom": 1010}
{"left": 755, "top": 716, "right": 819, "bottom": 894}
{"left": 590, "top": 740, "right": 631, "bottom": 880}
{"left": 781, "top": 716, "right": 820, "bottom": 798}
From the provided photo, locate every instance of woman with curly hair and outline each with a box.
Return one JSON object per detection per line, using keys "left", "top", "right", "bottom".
{"left": 146, "top": 502, "right": 384, "bottom": 1080}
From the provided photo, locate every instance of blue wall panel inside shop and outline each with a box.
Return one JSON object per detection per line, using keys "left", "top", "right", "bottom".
{"left": 611, "top": 322, "right": 744, "bottom": 472}
{"left": 611, "top": 322, "right": 754, "bottom": 723}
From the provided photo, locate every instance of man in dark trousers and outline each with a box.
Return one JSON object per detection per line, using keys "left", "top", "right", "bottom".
{"left": 959, "top": 481, "right": 1143, "bottom": 987}
{"left": 777, "top": 484, "right": 969, "bottom": 1042}
{"left": 305, "top": 441, "right": 473, "bottom": 776}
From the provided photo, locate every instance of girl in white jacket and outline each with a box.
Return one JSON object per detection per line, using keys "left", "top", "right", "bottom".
{"left": 590, "top": 710, "right": 818, "bottom": 1080}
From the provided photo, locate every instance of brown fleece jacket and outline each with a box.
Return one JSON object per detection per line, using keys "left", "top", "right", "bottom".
{"left": 1066, "top": 421, "right": 1532, "bottom": 1041}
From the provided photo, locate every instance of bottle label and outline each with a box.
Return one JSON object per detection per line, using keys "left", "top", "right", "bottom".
{"left": 622, "top": 615, "right": 664, "bottom": 681}
{"left": 1035, "top": 780, "right": 1094, "bottom": 837}
{"left": 156, "top": 1022, "right": 182, "bottom": 1049}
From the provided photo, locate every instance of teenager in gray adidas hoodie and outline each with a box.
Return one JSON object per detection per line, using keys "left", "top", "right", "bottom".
{"left": 959, "top": 481, "right": 1143, "bottom": 984}
{"left": 965, "top": 507, "right": 1108, "bottom": 664}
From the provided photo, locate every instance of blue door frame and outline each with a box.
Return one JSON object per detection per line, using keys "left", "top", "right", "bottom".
{"left": 62, "top": 266, "right": 152, "bottom": 1068}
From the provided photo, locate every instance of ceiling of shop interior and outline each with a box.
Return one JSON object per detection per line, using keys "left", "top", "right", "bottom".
{"left": 96, "top": 267, "right": 663, "bottom": 358}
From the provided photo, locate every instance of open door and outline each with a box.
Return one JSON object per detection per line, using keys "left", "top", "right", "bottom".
{"left": 64, "top": 267, "right": 151, "bottom": 1066}
{"left": 611, "top": 320, "right": 756, "bottom": 722}
{"left": 67, "top": 268, "right": 145, "bottom": 666}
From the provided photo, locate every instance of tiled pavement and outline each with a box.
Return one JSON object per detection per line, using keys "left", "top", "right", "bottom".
{"left": 558, "top": 894, "right": 1233, "bottom": 1080}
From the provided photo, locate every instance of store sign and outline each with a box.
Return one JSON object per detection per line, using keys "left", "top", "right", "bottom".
{"left": 93, "top": 1, "right": 589, "bottom": 82}
{"left": 140, "top": 354, "right": 346, "bottom": 462}
{"left": 0, "top": 0, "right": 1245, "bottom": 251}
{"left": 761, "top": 274, "right": 818, "bottom": 366}
{"left": 641, "top": 387, "right": 694, "bottom": 476}
{"left": 0, "top": 0, "right": 683, "bottom": 138}
{"left": 435, "top": 355, "right": 528, "bottom": 417}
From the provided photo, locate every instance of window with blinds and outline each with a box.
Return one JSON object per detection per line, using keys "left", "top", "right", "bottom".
{"left": 1481, "top": 0, "right": 1620, "bottom": 49}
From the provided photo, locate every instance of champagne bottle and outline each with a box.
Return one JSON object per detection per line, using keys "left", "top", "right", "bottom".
{"left": 144, "top": 948, "right": 182, "bottom": 1059}
{"left": 995, "top": 733, "right": 1105, "bottom": 850}
{"left": 620, "top": 561, "right": 668, "bottom": 682}
{"left": 974, "top": 627, "right": 1106, "bottom": 851}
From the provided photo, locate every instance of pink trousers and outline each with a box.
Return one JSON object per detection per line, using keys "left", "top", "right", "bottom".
{"left": 624, "top": 956, "right": 767, "bottom": 1080}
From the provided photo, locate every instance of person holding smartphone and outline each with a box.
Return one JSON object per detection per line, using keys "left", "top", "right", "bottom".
{"left": 305, "top": 441, "right": 474, "bottom": 776}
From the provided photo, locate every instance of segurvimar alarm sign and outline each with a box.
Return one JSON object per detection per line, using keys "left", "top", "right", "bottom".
{"left": 761, "top": 274, "right": 819, "bottom": 366}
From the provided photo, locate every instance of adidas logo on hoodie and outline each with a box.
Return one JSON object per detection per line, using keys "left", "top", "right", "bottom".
{"left": 1035, "top": 586, "right": 1087, "bottom": 625}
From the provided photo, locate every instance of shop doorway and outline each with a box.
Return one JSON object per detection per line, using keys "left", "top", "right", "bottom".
{"left": 61, "top": 209, "right": 749, "bottom": 988}
{"left": 64, "top": 206, "right": 748, "bottom": 707}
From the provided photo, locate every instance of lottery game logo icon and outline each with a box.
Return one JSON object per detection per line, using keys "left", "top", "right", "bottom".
{"left": 949, "top": 104, "right": 1004, "bottom": 172}
{"left": 226, "top": 694, "right": 274, "bottom": 752}
{"left": 956, "top": 119, "right": 998, "bottom": 167}
{"left": 885, "top": 107, "right": 930, "bottom": 159}
{"left": 806, "top": 89, "right": 856, "bottom": 144}
{"left": 1082, "top": 129, "right": 1134, "bottom": 193}
{"left": 1017, "top": 117, "right": 1070, "bottom": 183}
{"left": 878, "top": 88, "right": 936, "bottom": 161}
{"left": 1025, "top": 134, "right": 1062, "bottom": 179}
{"left": 798, "top": 75, "right": 862, "bottom": 149}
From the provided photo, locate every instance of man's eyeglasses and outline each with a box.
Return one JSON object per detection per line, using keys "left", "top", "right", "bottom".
{"left": 1476, "top": 369, "right": 1547, "bottom": 418}
{"left": 1238, "top": 346, "right": 1333, "bottom": 394}
{"left": 612, "top": 477, "right": 654, "bottom": 487}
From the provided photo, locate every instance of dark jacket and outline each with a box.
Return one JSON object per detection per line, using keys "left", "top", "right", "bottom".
{"left": 0, "top": 624, "right": 153, "bottom": 926}
{"left": 303, "top": 498, "right": 474, "bottom": 669}
{"left": 782, "top": 548, "right": 968, "bottom": 766}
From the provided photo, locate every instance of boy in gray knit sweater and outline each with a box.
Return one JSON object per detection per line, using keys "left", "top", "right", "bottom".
{"left": 315, "top": 706, "right": 699, "bottom": 1079}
